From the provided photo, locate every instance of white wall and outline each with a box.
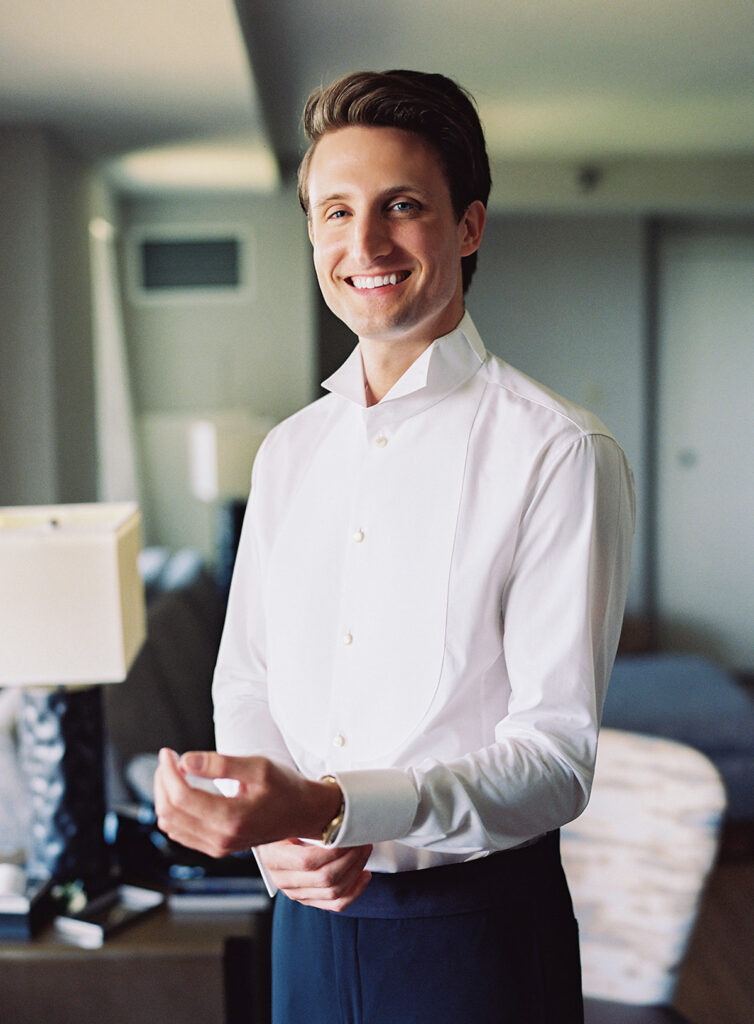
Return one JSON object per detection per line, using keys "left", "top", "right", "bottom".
{"left": 0, "top": 127, "right": 95, "bottom": 506}
{"left": 656, "top": 227, "right": 754, "bottom": 669}
{"left": 119, "top": 187, "right": 316, "bottom": 556}
{"left": 469, "top": 214, "right": 646, "bottom": 612}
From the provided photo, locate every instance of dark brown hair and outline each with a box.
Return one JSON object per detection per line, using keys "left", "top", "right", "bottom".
{"left": 298, "top": 70, "right": 491, "bottom": 293}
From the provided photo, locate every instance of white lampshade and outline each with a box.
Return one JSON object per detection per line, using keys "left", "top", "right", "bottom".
{"left": 0, "top": 502, "right": 146, "bottom": 686}
{"left": 188, "top": 410, "right": 273, "bottom": 503}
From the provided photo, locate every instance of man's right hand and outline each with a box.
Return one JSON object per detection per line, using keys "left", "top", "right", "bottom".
{"left": 256, "top": 838, "right": 373, "bottom": 912}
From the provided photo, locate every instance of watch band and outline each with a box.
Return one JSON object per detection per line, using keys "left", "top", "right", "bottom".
{"left": 320, "top": 775, "right": 345, "bottom": 845}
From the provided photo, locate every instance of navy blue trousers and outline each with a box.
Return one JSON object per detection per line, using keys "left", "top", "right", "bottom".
{"left": 271, "top": 831, "right": 583, "bottom": 1024}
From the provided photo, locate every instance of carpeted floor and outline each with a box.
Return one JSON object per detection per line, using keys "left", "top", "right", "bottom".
{"left": 673, "top": 830, "right": 754, "bottom": 1024}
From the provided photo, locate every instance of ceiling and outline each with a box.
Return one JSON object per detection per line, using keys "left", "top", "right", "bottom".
{"left": 237, "top": 0, "right": 754, "bottom": 166}
{"left": 0, "top": 0, "right": 752, "bottom": 197}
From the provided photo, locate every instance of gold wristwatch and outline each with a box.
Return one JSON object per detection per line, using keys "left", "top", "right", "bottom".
{"left": 320, "top": 775, "right": 345, "bottom": 845}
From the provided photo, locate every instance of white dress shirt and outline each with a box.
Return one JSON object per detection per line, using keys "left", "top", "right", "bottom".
{"left": 213, "top": 312, "right": 635, "bottom": 876}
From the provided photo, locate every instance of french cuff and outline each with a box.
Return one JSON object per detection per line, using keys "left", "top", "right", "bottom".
{"left": 252, "top": 848, "right": 279, "bottom": 898}
{"left": 322, "top": 768, "right": 419, "bottom": 848}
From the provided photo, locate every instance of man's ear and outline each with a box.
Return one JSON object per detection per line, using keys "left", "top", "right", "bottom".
{"left": 459, "top": 200, "right": 486, "bottom": 257}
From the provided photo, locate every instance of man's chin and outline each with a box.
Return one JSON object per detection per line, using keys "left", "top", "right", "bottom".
{"left": 332, "top": 307, "right": 422, "bottom": 345}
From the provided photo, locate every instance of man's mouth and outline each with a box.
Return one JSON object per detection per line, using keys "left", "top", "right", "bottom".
{"left": 347, "top": 271, "right": 411, "bottom": 290}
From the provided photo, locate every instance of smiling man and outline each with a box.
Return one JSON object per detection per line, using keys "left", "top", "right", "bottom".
{"left": 305, "top": 122, "right": 484, "bottom": 401}
{"left": 155, "top": 70, "right": 635, "bottom": 1023}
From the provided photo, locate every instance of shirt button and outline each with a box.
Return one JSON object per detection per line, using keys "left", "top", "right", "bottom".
{"left": 374, "top": 434, "right": 388, "bottom": 448}
{"left": 343, "top": 633, "right": 353, "bottom": 645}
{"left": 352, "top": 529, "right": 364, "bottom": 543}
{"left": 333, "top": 733, "right": 346, "bottom": 748}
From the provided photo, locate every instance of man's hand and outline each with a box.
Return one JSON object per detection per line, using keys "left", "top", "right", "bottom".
{"left": 153, "top": 748, "right": 344, "bottom": 858}
{"left": 256, "top": 838, "right": 373, "bottom": 912}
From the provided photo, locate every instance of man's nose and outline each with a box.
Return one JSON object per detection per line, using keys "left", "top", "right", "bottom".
{"left": 351, "top": 212, "right": 392, "bottom": 264}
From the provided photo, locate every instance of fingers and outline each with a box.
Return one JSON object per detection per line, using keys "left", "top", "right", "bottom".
{"left": 155, "top": 751, "right": 304, "bottom": 855}
{"left": 154, "top": 748, "right": 239, "bottom": 858}
{"left": 156, "top": 756, "right": 372, "bottom": 910}
{"left": 155, "top": 747, "right": 207, "bottom": 810}
{"left": 179, "top": 750, "right": 239, "bottom": 780}
{"left": 178, "top": 750, "right": 269, "bottom": 790}
{"left": 154, "top": 748, "right": 191, "bottom": 813}
{"left": 257, "top": 838, "right": 373, "bottom": 911}
{"left": 258, "top": 837, "right": 372, "bottom": 875}
{"left": 288, "top": 857, "right": 372, "bottom": 912}
{"left": 155, "top": 753, "right": 356, "bottom": 863}
{"left": 298, "top": 867, "right": 372, "bottom": 912}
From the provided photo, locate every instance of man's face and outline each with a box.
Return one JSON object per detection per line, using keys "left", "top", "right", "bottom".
{"left": 306, "top": 125, "right": 484, "bottom": 349}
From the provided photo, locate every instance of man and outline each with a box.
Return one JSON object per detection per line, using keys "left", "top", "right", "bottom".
{"left": 155, "top": 70, "right": 635, "bottom": 1023}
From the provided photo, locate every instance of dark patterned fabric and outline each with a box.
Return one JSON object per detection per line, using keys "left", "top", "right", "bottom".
{"left": 18, "top": 686, "right": 111, "bottom": 892}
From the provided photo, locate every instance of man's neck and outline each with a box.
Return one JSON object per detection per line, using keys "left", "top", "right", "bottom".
{"left": 359, "top": 335, "right": 433, "bottom": 406}
{"left": 358, "top": 305, "right": 469, "bottom": 405}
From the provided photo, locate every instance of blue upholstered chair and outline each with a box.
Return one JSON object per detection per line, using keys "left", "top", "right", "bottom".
{"left": 562, "top": 728, "right": 726, "bottom": 1023}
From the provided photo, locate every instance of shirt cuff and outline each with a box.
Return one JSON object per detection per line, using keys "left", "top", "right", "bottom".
{"left": 252, "top": 848, "right": 279, "bottom": 897}
{"left": 325, "top": 768, "right": 419, "bottom": 848}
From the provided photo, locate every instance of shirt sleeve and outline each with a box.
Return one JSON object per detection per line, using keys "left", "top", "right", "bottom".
{"left": 329, "top": 432, "right": 635, "bottom": 852}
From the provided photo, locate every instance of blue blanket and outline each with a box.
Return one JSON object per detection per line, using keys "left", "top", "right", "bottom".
{"left": 603, "top": 654, "right": 754, "bottom": 821}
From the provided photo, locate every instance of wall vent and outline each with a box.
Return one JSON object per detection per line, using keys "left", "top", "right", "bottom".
{"left": 126, "top": 226, "right": 253, "bottom": 303}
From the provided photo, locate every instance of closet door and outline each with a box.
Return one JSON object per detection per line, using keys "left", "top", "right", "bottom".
{"left": 657, "top": 226, "right": 754, "bottom": 670}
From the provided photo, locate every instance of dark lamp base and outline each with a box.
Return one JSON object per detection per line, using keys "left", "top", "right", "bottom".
{"left": 18, "top": 685, "right": 113, "bottom": 897}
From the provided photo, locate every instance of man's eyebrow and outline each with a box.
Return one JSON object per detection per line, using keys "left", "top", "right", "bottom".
{"left": 382, "top": 185, "right": 432, "bottom": 202}
{"left": 310, "top": 193, "right": 348, "bottom": 212}
{"left": 310, "top": 185, "right": 431, "bottom": 212}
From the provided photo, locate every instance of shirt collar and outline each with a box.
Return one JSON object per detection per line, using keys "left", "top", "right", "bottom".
{"left": 322, "top": 311, "right": 487, "bottom": 419}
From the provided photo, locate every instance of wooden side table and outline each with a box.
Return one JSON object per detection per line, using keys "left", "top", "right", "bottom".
{"left": 0, "top": 904, "right": 271, "bottom": 1024}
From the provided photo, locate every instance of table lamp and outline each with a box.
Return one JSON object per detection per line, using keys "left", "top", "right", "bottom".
{"left": 0, "top": 502, "right": 146, "bottom": 899}
{"left": 188, "top": 410, "right": 273, "bottom": 590}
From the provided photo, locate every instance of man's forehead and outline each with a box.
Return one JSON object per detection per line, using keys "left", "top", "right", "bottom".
{"left": 306, "top": 125, "right": 447, "bottom": 198}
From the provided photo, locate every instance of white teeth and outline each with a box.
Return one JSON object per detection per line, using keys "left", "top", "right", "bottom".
{"left": 352, "top": 273, "right": 403, "bottom": 289}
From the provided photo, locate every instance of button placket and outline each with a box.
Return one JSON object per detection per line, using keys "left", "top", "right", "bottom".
{"left": 325, "top": 432, "right": 373, "bottom": 768}
{"left": 327, "top": 412, "right": 398, "bottom": 765}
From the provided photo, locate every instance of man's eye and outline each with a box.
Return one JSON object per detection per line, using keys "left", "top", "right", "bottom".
{"left": 390, "top": 200, "right": 417, "bottom": 213}
{"left": 327, "top": 208, "right": 349, "bottom": 221}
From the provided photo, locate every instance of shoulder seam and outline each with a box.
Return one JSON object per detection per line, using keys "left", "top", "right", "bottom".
{"left": 483, "top": 374, "right": 612, "bottom": 439}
